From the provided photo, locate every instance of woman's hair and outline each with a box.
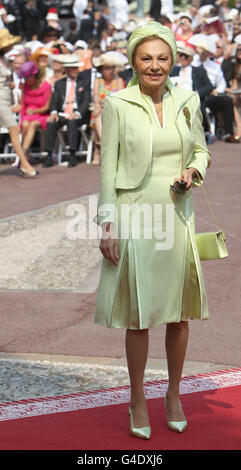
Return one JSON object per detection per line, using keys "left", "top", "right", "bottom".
{"left": 34, "top": 66, "right": 46, "bottom": 84}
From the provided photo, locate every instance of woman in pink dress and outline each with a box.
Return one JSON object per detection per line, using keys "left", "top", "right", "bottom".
{"left": 18, "top": 61, "right": 52, "bottom": 159}
{"left": 173, "top": 14, "right": 194, "bottom": 49}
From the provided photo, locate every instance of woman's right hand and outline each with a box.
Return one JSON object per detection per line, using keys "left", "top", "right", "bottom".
{"left": 99, "top": 222, "right": 119, "bottom": 266}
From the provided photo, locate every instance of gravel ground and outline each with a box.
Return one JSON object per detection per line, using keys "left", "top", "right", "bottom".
{"left": 0, "top": 196, "right": 101, "bottom": 290}
{"left": 0, "top": 358, "right": 168, "bottom": 403}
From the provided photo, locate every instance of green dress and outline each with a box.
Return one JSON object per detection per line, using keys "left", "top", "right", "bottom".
{"left": 95, "top": 91, "right": 209, "bottom": 329}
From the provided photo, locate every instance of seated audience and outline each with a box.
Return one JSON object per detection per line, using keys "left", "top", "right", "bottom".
{"left": 193, "top": 38, "right": 240, "bottom": 142}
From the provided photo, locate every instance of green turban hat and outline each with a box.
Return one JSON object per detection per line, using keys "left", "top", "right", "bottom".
{"left": 127, "top": 21, "right": 177, "bottom": 87}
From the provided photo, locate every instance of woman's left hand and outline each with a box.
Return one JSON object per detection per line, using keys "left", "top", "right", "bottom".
{"left": 26, "top": 108, "right": 35, "bottom": 116}
{"left": 173, "top": 167, "right": 198, "bottom": 191}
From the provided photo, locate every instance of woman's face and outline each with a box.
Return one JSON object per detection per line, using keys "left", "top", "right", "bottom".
{"left": 180, "top": 18, "right": 192, "bottom": 33}
{"left": 101, "top": 65, "right": 115, "bottom": 81}
{"left": 38, "top": 55, "right": 48, "bottom": 68}
{"left": 133, "top": 38, "right": 172, "bottom": 92}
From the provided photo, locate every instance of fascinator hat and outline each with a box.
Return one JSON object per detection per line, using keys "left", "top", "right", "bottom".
{"left": 18, "top": 61, "right": 39, "bottom": 79}
{"left": 127, "top": 22, "right": 177, "bottom": 87}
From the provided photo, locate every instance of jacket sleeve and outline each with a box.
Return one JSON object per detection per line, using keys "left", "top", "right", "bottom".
{"left": 49, "top": 81, "right": 60, "bottom": 113}
{"left": 195, "top": 67, "right": 214, "bottom": 99}
{"left": 96, "top": 96, "right": 120, "bottom": 225}
{"left": 186, "top": 92, "right": 212, "bottom": 187}
{"left": 76, "top": 78, "right": 91, "bottom": 119}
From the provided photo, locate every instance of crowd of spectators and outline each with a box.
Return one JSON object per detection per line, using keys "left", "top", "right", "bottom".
{"left": 1, "top": 0, "right": 241, "bottom": 170}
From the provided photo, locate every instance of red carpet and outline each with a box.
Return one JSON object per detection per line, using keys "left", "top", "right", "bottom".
{"left": 0, "top": 368, "right": 240, "bottom": 450}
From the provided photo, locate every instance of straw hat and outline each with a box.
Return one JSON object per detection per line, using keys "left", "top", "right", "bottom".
{"left": 30, "top": 47, "right": 52, "bottom": 64}
{"left": 188, "top": 34, "right": 216, "bottom": 55}
{"left": 0, "top": 28, "right": 21, "bottom": 50}
{"left": 61, "top": 54, "right": 80, "bottom": 67}
{"left": 48, "top": 53, "right": 67, "bottom": 67}
{"left": 203, "top": 16, "right": 220, "bottom": 24}
{"left": 92, "top": 52, "right": 125, "bottom": 69}
{"left": 176, "top": 41, "right": 195, "bottom": 57}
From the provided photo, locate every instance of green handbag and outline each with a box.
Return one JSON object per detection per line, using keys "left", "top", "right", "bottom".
{"left": 196, "top": 231, "right": 228, "bottom": 260}
{"left": 195, "top": 175, "right": 228, "bottom": 261}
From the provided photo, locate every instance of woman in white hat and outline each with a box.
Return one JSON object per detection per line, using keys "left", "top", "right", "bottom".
{"left": 91, "top": 53, "right": 125, "bottom": 164}
{"left": 0, "top": 29, "right": 39, "bottom": 177}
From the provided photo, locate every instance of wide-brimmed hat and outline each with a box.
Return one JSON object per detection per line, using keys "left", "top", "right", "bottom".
{"left": 203, "top": 16, "right": 220, "bottom": 24}
{"left": 30, "top": 47, "right": 52, "bottom": 64}
{"left": 92, "top": 52, "right": 126, "bottom": 69}
{"left": 188, "top": 34, "right": 216, "bottom": 55}
{"left": 176, "top": 41, "right": 195, "bottom": 57}
{"left": 48, "top": 53, "right": 66, "bottom": 67}
{"left": 18, "top": 61, "right": 39, "bottom": 79}
{"left": 0, "top": 28, "right": 21, "bottom": 50}
{"left": 61, "top": 54, "right": 80, "bottom": 67}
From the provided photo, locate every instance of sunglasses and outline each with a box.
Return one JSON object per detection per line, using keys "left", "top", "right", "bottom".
{"left": 179, "top": 53, "right": 189, "bottom": 59}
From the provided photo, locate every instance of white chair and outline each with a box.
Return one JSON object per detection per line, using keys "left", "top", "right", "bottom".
{"left": 55, "top": 123, "right": 93, "bottom": 165}
{"left": 0, "top": 127, "right": 19, "bottom": 166}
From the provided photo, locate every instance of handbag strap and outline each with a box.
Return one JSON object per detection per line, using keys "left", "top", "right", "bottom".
{"left": 195, "top": 171, "right": 222, "bottom": 233}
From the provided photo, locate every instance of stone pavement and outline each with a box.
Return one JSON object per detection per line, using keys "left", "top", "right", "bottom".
{"left": 0, "top": 141, "right": 240, "bottom": 402}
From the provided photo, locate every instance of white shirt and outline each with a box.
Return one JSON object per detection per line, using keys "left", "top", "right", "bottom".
{"left": 192, "top": 56, "right": 226, "bottom": 93}
{"left": 176, "top": 65, "right": 193, "bottom": 90}
{"left": 63, "top": 77, "right": 78, "bottom": 112}
{"left": 52, "top": 77, "right": 81, "bottom": 118}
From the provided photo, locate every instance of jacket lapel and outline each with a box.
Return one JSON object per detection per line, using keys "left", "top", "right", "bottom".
{"left": 112, "top": 82, "right": 195, "bottom": 121}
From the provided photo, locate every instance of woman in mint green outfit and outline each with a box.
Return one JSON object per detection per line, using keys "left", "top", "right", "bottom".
{"left": 94, "top": 23, "right": 211, "bottom": 439}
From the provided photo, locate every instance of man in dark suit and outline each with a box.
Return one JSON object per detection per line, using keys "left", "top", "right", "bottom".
{"left": 170, "top": 43, "right": 214, "bottom": 126}
{"left": 44, "top": 54, "right": 91, "bottom": 168}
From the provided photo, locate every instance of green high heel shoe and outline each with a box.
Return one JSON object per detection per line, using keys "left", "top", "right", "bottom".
{"left": 164, "top": 397, "right": 187, "bottom": 433}
{"left": 128, "top": 407, "right": 151, "bottom": 440}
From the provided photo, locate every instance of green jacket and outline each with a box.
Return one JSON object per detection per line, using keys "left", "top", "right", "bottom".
{"left": 97, "top": 82, "right": 211, "bottom": 225}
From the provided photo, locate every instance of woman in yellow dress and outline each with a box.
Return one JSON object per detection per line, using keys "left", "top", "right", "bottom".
{"left": 94, "top": 23, "right": 211, "bottom": 439}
